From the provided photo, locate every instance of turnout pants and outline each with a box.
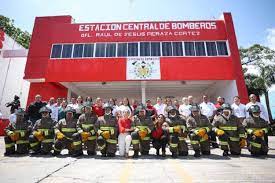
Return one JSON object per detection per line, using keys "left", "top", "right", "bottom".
{"left": 218, "top": 134, "right": 241, "bottom": 154}
{"left": 4, "top": 136, "right": 29, "bottom": 154}
{"left": 54, "top": 133, "right": 82, "bottom": 155}
{"left": 29, "top": 135, "right": 54, "bottom": 154}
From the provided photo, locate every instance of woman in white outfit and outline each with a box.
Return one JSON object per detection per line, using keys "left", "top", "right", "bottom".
{"left": 118, "top": 110, "right": 133, "bottom": 158}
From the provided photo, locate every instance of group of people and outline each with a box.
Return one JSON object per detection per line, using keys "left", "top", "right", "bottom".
{"left": 3, "top": 93, "right": 270, "bottom": 158}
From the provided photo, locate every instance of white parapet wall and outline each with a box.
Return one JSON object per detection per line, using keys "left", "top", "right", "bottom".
{"left": 0, "top": 33, "right": 30, "bottom": 119}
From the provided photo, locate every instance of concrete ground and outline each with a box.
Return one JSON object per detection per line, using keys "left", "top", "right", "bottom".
{"left": 0, "top": 137, "right": 275, "bottom": 183}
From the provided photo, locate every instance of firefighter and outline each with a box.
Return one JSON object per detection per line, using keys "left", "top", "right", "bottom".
{"left": 131, "top": 105, "right": 154, "bottom": 158}
{"left": 29, "top": 106, "right": 55, "bottom": 155}
{"left": 4, "top": 108, "right": 32, "bottom": 156}
{"left": 212, "top": 103, "right": 246, "bottom": 156}
{"left": 243, "top": 105, "right": 269, "bottom": 156}
{"left": 53, "top": 107, "right": 82, "bottom": 156}
{"left": 77, "top": 102, "right": 98, "bottom": 156}
{"left": 95, "top": 103, "right": 118, "bottom": 157}
{"left": 166, "top": 106, "right": 188, "bottom": 158}
{"left": 186, "top": 104, "right": 212, "bottom": 157}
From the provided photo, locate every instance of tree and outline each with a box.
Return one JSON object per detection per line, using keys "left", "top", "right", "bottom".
{"left": 0, "top": 15, "right": 31, "bottom": 49}
{"left": 240, "top": 44, "right": 275, "bottom": 122}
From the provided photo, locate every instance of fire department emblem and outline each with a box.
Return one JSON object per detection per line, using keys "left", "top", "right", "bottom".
{"left": 126, "top": 57, "right": 161, "bottom": 80}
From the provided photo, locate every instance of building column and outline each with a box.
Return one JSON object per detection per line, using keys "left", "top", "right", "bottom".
{"left": 141, "top": 81, "right": 146, "bottom": 104}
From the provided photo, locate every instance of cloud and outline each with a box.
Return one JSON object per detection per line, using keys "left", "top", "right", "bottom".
{"left": 266, "top": 28, "right": 275, "bottom": 50}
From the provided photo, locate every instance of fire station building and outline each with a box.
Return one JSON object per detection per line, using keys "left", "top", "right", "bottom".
{"left": 24, "top": 12, "right": 248, "bottom": 104}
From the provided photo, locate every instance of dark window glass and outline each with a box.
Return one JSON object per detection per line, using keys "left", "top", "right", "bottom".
{"left": 83, "top": 44, "right": 94, "bottom": 57}
{"left": 140, "top": 42, "right": 150, "bottom": 56}
{"left": 51, "top": 44, "right": 62, "bottom": 58}
{"left": 95, "top": 43, "right": 106, "bottom": 57}
{"left": 128, "top": 43, "right": 138, "bottom": 56}
{"left": 184, "top": 42, "right": 195, "bottom": 56}
{"left": 217, "top": 41, "right": 228, "bottom": 55}
{"left": 162, "top": 42, "right": 172, "bottom": 56}
{"left": 150, "top": 42, "right": 161, "bottom": 56}
{"left": 106, "top": 43, "right": 116, "bottom": 57}
{"left": 61, "top": 44, "right": 73, "bottom": 58}
{"left": 206, "top": 42, "right": 217, "bottom": 56}
{"left": 195, "top": 42, "right": 206, "bottom": 56}
{"left": 172, "top": 42, "right": 183, "bottom": 56}
{"left": 73, "top": 44, "right": 84, "bottom": 58}
{"left": 117, "top": 43, "right": 127, "bottom": 57}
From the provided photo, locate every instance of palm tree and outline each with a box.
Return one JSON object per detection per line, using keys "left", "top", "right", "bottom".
{"left": 244, "top": 65, "right": 275, "bottom": 122}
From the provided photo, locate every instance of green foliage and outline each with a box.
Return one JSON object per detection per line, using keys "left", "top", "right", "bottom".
{"left": 0, "top": 15, "right": 31, "bottom": 49}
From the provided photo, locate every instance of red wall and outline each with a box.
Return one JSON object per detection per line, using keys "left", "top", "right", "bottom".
{"left": 27, "top": 82, "right": 68, "bottom": 106}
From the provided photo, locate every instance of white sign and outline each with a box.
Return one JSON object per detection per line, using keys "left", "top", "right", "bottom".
{"left": 126, "top": 57, "right": 161, "bottom": 80}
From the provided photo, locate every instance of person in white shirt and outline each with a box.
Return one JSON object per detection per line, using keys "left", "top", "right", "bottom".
{"left": 179, "top": 97, "right": 191, "bottom": 118}
{"left": 153, "top": 97, "right": 166, "bottom": 115}
{"left": 231, "top": 96, "right": 246, "bottom": 123}
{"left": 245, "top": 94, "right": 269, "bottom": 122}
{"left": 67, "top": 97, "right": 77, "bottom": 108}
{"left": 199, "top": 95, "right": 217, "bottom": 120}
{"left": 199, "top": 95, "right": 218, "bottom": 148}
{"left": 116, "top": 97, "right": 133, "bottom": 118}
{"left": 46, "top": 97, "right": 59, "bottom": 122}
{"left": 109, "top": 98, "right": 118, "bottom": 117}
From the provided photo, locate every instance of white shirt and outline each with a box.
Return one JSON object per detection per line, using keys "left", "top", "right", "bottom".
{"left": 154, "top": 103, "right": 166, "bottom": 115}
{"left": 46, "top": 103, "right": 59, "bottom": 122}
{"left": 199, "top": 102, "right": 216, "bottom": 117}
{"left": 245, "top": 102, "right": 269, "bottom": 122}
{"left": 116, "top": 105, "right": 132, "bottom": 116}
{"left": 9, "top": 113, "right": 16, "bottom": 124}
{"left": 179, "top": 104, "right": 191, "bottom": 117}
{"left": 231, "top": 103, "right": 246, "bottom": 118}
{"left": 112, "top": 105, "right": 119, "bottom": 116}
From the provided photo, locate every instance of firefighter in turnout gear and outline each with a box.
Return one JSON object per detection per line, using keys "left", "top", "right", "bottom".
{"left": 4, "top": 108, "right": 32, "bottom": 156}
{"left": 29, "top": 106, "right": 55, "bottom": 155}
{"left": 95, "top": 103, "right": 118, "bottom": 157}
{"left": 186, "top": 104, "right": 212, "bottom": 157}
{"left": 243, "top": 105, "right": 269, "bottom": 156}
{"left": 77, "top": 102, "right": 98, "bottom": 156}
{"left": 131, "top": 105, "right": 154, "bottom": 158}
{"left": 53, "top": 107, "right": 83, "bottom": 156}
{"left": 213, "top": 103, "right": 246, "bottom": 156}
{"left": 166, "top": 106, "right": 188, "bottom": 158}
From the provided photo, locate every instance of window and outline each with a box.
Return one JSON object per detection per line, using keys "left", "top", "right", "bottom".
{"left": 140, "top": 42, "right": 150, "bottom": 56}
{"left": 106, "top": 43, "right": 116, "bottom": 57}
{"left": 195, "top": 42, "right": 206, "bottom": 56}
{"left": 217, "top": 41, "right": 228, "bottom": 55}
{"left": 83, "top": 44, "right": 94, "bottom": 57}
{"left": 95, "top": 43, "right": 106, "bottom": 57}
{"left": 51, "top": 44, "right": 62, "bottom": 58}
{"left": 117, "top": 43, "right": 127, "bottom": 57}
{"left": 61, "top": 44, "right": 73, "bottom": 58}
{"left": 151, "top": 42, "right": 161, "bottom": 56}
{"left": 73, "top": 44, "right": 84, "bottom": 58}
{"left": 128, "top": 43, "right": 138, "bottom": 56}
{"left": 172, "top": 42, "right": 183, "bottom": 56}
{"left": 162, "top": 42, "right": 172, "bottom": 56}
{"left": 184, "top": 42, "right": 195, "bottom": 56}
{"left": 206, "top": 42, "right": 217, "bottom": 56}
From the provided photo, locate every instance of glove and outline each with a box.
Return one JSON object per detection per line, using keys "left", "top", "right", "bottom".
{"left": 197, "top": 128, "right": 207, "bottom": 137}
{"left": 216, "top": 129, "right": 225, "bottom": 136}
{"left": 239, "top": 138, "right": 246, "bottom": 148}
{"left": 10, "top": 132, "right": 19, "bottom": 142}
{"left": 253, "top": 129, "right": 264, "bottom": 137}
{"left": 56, "top": 132, "right": 65, "bottom": 140}
{"left": 201, "top": 133, "right": 209, "bottom": 141}
{"left": 102, "top": 131, "right": 110, "bottom": 139}
{"left": 34, "top": 131, "right": 44, "bottom": 141}
{"left": 173, "top": 126, "right": 181, "bottom": 133}
{"left": 138, "top": 129, "right": 148, "bottom": 140}
{"left": 81, "top": 132, "right": 91, "bottom": 142}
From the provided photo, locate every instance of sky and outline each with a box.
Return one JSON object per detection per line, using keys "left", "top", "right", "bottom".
{"left": 0, "top": 0, "right": 275, "bottom": 49}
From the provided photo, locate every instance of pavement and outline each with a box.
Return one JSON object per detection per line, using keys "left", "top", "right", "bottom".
{"left": 0, "top": 137, "right": 275, "bottom": 183}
